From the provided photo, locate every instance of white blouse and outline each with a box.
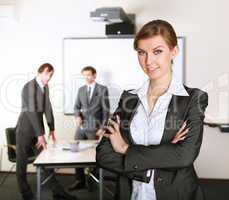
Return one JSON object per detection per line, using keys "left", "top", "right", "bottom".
{"left": 130, "top": 75, "right": 189, "bottom": 200}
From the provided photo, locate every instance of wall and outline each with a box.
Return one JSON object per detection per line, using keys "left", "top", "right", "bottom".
{"left": 0, "top": 0, "right": 229, "bottom": 178}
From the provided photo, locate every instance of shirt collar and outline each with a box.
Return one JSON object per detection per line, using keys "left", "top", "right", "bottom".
{"left": 36, "top": 76, "right": 45, "bottom": 89}
{"left": 86, "top": 82, "right": 96, "bottom": 90}
{"left": 166, "top": 74, "right": 189, "bottom": 96}
{"left": 132, "top": 74, "right": 189, "bottom": 97}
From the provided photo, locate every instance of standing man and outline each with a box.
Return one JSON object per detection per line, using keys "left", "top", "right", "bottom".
{"left": 16, "top": 63, "right": 77, "bottom": 200}
{"left": 68, "top": 66, "right": 110, "bottom": 190}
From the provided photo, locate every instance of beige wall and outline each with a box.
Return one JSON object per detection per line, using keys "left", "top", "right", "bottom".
{"left": 0, "top": 0, "right": 229, "bottom": 178}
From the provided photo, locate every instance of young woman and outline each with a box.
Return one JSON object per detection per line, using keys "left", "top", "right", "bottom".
{"left": 96, "top": 20, "right": 208, "bottom": 200}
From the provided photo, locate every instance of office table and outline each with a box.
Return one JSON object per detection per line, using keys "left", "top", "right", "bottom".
{"left": 33, "top": 140, "right": 103, "bottom": 200}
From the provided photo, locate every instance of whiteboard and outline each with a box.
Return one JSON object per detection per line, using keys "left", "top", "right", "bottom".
{"left": 63, "top": 37, "right": 185, "bottom": 114}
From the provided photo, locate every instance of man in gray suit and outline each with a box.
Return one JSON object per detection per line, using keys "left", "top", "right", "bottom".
{"left": 16, "top": 63, "right": 77, "bottom": 200}
{"left": 68, "top": 66, "right": 110, "bottom": 190}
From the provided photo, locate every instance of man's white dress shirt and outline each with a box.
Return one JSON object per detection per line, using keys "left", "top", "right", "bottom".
{"left": 36, "top": 76, "right": 45, "bottom": 92}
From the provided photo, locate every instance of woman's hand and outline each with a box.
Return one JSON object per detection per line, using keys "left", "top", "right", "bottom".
{"left": 95, "top": 128, "right": 104, "bottom": 141}
{"left": 103, "top": 115, "right": 129, "bottom": 154}
{"left": 171, "top": 121, "right": 189, "bottom": 144}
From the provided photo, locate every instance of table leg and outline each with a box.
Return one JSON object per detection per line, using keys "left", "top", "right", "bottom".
{"left": 37, "top": 166, "right": 41, "bottom": 200}
{"left": 99, "top": 168, "right": 103, "bottom": 200}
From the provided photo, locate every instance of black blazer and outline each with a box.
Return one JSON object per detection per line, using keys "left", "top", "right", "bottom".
{"left": 16, "top": 78, "right": 54, "bottom": 137}
{"left": 96, "top": 86, "right": 208, "bottom": 200}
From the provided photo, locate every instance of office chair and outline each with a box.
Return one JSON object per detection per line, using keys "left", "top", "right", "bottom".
{"left": 0, "top": 127, "right": 36, "bottom": 186}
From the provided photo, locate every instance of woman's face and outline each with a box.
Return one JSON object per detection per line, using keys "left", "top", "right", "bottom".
{"left": 136, "top": 35, "right": 178, "bottom": 81}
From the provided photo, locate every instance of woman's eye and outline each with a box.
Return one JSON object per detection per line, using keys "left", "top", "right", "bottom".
{"left": 153, "top": 49, "right": 162, "bottom": 55}
{"left": 137, "top": 51, "right": 145, "bottom": 56}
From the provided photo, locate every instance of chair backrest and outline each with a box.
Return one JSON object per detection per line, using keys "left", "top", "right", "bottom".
{"left": 5, "top": 127, "right": 16, "bottom": 162}
{"left": 5, "top": 127, "right": 36, "bottom": 164}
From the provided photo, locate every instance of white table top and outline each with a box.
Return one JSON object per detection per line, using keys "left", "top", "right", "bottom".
{"left": 34, "top": 140, "right": 98, "bottom": 166}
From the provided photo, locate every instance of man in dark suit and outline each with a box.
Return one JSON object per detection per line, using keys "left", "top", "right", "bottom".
{"left": 16, "top": 63, "right": 77, "bottom": 200}
{"left": 68, "top": 66, "right": 110, "bottom": 190}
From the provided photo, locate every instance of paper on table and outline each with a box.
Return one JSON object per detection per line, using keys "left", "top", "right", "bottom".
{"left": 62, "top": 141, "right": 97, "bottom": 152}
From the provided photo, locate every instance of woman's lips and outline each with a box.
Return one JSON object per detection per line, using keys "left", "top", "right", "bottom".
{"left": 148, "top": 67, "right": 159, "bottom": 72}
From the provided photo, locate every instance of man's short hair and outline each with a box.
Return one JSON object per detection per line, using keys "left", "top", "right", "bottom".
{"left": 81, "top": 66, "right": 96, "bottom": 75}
{"left": 38, "top": 63, "right": 54, "bottom": 73}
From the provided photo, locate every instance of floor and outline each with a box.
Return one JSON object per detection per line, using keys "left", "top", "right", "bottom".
{"left": 0, "top": 172, "right": 229, "bottom": 200}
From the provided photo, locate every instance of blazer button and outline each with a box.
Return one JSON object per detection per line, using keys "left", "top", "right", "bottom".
{"left": 133, "top": 165, "right": 138, "bottom": 170}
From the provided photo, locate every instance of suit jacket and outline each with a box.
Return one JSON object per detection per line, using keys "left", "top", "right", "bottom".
{"left": 74, "top": 83, "right": 110, "bottom": 131}
{"left": 96, "top": 86, "right": 208, "bottom": 200}
{"left": 16, "top": 78, "right": 54, "bottom": 138}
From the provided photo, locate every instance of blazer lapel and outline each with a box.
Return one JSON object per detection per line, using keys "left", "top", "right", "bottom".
{"left": 161, "top": 94, "right": 191, "bottom": 144}
{"left": 120, "top": 91, "right": 191, "bottom": 144}
{"left": 127, "top": 94, "right": 140, "bottom": 123}
{"left": 82, "top": 86, "right": 89, "bottom": 106}
{"left": 121, "top": 92, "right": 140, "bottom": 144}
{"left": 43, "top": 85, "right": 49, "bottom": 109}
